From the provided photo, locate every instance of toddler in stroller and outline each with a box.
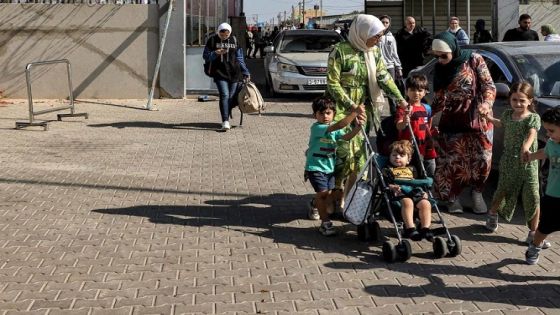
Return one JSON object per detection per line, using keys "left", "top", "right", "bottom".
{"left": 382, "top": 140, "right": 434, "bottom": 242}
{"left": 345, "top": 120, "right": 462, "bottom": 262}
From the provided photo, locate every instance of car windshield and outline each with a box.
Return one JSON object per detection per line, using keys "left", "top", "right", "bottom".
{"left": 279, "top": 34, "right": 340, "bottom": 53}
{"left": 513, "top": 54, "right": 560, "bottom": 97}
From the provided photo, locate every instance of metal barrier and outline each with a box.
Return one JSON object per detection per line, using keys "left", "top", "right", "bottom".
{"left": 16, "top": 59, "right": 88, "bottom": 130}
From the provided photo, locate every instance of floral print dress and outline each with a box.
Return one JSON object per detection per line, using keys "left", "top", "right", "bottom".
{"left": 432, "top": 53, "right": 496, "bottom": 201}
{"left": 491, "top": 109, "right": 541, "bottom": 223}
{"left": 326, "top": 41, "right": 404, "bottom": 187}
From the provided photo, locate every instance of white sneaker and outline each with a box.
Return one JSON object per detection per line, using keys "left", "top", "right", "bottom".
{"left": 319, "top": 221, "right": 337, "bottom": 236}
{"left": 221, "top": 121, "right": 231, "bottom": 130}
{"left": 448, "top": 199, "right": 463, "bottom": 213}
{"left": 526, "top": 231, "right": 551, "bottom": 249}
{"left": 485, "top": 213, "right": 498, "bottom": 232}
{"left": 307, "top": 199, "right": 320, "bottom": 220}
{"left": 471, "top": 191, "right": 487, "bottom": 214}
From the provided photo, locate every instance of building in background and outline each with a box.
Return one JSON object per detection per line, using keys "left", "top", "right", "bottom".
{"left": 365, "top": 0, "right": 560, "bottom": 43}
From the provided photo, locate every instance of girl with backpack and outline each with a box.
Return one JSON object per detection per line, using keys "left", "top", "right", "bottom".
{"left": 203, "top": 23, "right": 250, "bottom": 131}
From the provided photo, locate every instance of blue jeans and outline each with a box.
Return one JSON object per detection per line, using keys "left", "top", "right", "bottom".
{"left": 214, "top": 79, "right": 238, "bottom": 122}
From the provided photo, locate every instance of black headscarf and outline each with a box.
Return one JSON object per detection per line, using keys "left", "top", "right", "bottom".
{"left": 433, "top": 32, "right": 472, "bottom": 91}
{"left": 475, "top": 19, "right": 485, "bottom": 32}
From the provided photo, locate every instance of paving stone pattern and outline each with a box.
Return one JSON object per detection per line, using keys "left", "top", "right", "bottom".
{"left": 0, "top": 99, "right": 559, "bottom": 315}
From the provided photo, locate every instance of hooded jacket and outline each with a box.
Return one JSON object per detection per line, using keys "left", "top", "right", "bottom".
{"left": 377, "top": 31, "right": 402, "bottom": 71}
{"left": 203, "top": 34, "right": 250, "bottom": 82}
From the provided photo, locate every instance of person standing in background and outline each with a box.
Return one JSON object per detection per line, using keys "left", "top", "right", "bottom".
{"left": 473, "top": 19, "right": 493, "bottom": 44}
{"left": 245, "top": 27, "right": 254, "bottom": 58}
{"left": 502, "top": 14, "right": 539, "bottom": 41}
{"left": 395, "top": 16, "right": 432, "bottom": 77}
{"left": 378, "top": 15, "right": 403, "bottom": 115}
{"left": 447, "top": 17, "right": 469, "bottom": 45}
{"left": 541, "top": 24, "right": 560, "bottom": 42}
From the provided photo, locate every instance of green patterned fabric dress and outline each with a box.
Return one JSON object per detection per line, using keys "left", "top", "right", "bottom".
{"left": 326, "top": 41, "right": 404, "bottom": 187}
{"left": 491, "top": 109, "right": 541, "bottom": 223}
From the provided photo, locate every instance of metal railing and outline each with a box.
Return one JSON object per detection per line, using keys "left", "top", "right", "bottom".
{"left": 1, "top": 1, "right": 158, "bottom": 3}
{"left": 16, "top": 59, "right": 88, "bottom": 130}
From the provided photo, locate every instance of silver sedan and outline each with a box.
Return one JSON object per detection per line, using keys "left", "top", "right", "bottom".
{"left": 263, "top": 29, "right": 343, "bottom": 96}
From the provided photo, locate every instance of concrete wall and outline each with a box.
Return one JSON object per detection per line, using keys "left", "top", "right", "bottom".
{"left": 0, "top": 4, "right": 159, "bottom": 99}
{"left": 159, "top": 0, "right": 184, "bottom": 98}
{"left": 496, "top": 0, "right": 519, "bottom": 41}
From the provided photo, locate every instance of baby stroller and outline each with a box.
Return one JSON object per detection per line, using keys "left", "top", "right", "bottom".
{"left": 343, "top": 119, "right": 462, "bottom": 263}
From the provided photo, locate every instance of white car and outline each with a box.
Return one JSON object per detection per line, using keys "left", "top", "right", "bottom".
{"left": 263, "top": 29, "right": 343, "bottom": 96}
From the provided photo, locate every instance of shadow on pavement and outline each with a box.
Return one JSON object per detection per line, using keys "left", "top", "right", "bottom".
{"left": 76, "top": 100, "right": 149, "bottom": 110}
{"left": 261, "top": 112, "right": 311, "bottom": 119}
{"left": 87, "top": 121, "right": 223, "bottom": 131}
{"left": 324, "top": 258, "right": 560, "bottom": 308}
{"left": 92, "top": 193, "right": 560, "bottom": 309}
{"left": 91, "top": 193, "right": 383, "bottom": 262}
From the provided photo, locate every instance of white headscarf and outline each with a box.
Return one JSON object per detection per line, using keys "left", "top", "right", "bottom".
{"left": 347, "top": 14, "right": 386, "bottom": 109}
{"left": 217, "top": 22, "right": 232, "bottom": 38}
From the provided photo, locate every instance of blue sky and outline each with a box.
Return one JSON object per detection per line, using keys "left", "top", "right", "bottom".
{"left": 244, "top": 0, "right": 364, "bottom": 24}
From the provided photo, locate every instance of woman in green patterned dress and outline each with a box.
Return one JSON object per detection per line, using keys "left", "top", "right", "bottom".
{"left": 326, "top": 14, "right": 407, "bottom": 208}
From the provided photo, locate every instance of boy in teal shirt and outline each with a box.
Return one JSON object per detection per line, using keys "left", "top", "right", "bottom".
{"left": 305, "top": 97, "right": 365, "bottom": 236}
{"left": 525, "top": 107, "right": 560, "bottom": 264}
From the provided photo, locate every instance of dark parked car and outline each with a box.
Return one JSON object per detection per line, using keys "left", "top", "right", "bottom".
{"left": 409, "top": 42, "right": 560, "bottom": 166}
{"left": 263, "top": 29, "right": 343, "bottom": 96}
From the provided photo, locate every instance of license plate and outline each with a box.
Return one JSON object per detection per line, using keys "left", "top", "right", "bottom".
{"left": 307, "top": 79, "right": 327, "bottom": 85}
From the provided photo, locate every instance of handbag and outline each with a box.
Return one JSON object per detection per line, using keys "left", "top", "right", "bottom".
{"left": 343, "top": 179, "right": 373, "bottom": 225}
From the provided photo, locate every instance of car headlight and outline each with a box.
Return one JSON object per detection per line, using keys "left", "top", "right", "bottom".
{"left": 277, "top": 62, "right": 298, "bottom": 73}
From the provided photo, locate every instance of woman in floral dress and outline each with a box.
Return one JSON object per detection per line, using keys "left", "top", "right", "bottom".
{"left": 326, "top": 14, "right": 406, "bottom": 209}
{"left": 430, "top": 32, "right": 496, "bottom": 214}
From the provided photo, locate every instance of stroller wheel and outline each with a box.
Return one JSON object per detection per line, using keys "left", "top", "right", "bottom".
{"left": 370, "top": 221, "right": 382, "bottom": 242}
{"left": 357, "top": 224, "right": 367, "bottom": 241}
{"left": 382, "top": 241, "right": 397, "bottom": 262}
{"left": 447, "top": 235, "right": 462, "bottom": 257}
{"left": 433, "top": 236, "right": 448, "bottom": 258}
{"left": 357, "top": 221, "right": 382, "bottom": 242}
{"left": 396, "top": 239, "right": 412, "bottom": 262}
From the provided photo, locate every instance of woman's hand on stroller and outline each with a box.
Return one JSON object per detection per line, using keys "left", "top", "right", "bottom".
{"left": 397, "top": 99, "right": 408, "bottom": 109}
{"left": 356, "top": 110, "right": 367, "bottom": 126}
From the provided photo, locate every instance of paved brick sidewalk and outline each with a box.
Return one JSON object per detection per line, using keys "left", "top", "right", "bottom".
{"left": 0, "top": 99, "right": 558, "bottom": 315}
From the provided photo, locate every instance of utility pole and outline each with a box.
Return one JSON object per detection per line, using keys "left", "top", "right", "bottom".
{"left": 320, "top": 0, "right": 322, "bottom": 25}
{"left": 314, "top": 5, "right": 318, "bottom": 19}
{"left": 302, "top": 0, "right": 305, "bottom": 26}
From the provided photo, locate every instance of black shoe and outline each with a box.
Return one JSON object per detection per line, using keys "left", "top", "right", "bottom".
{"left": 420, "top": 227, "right": 434, "bottom": 242}
{"left": 403, "top": 228, "right": 421, "bottom": 241}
